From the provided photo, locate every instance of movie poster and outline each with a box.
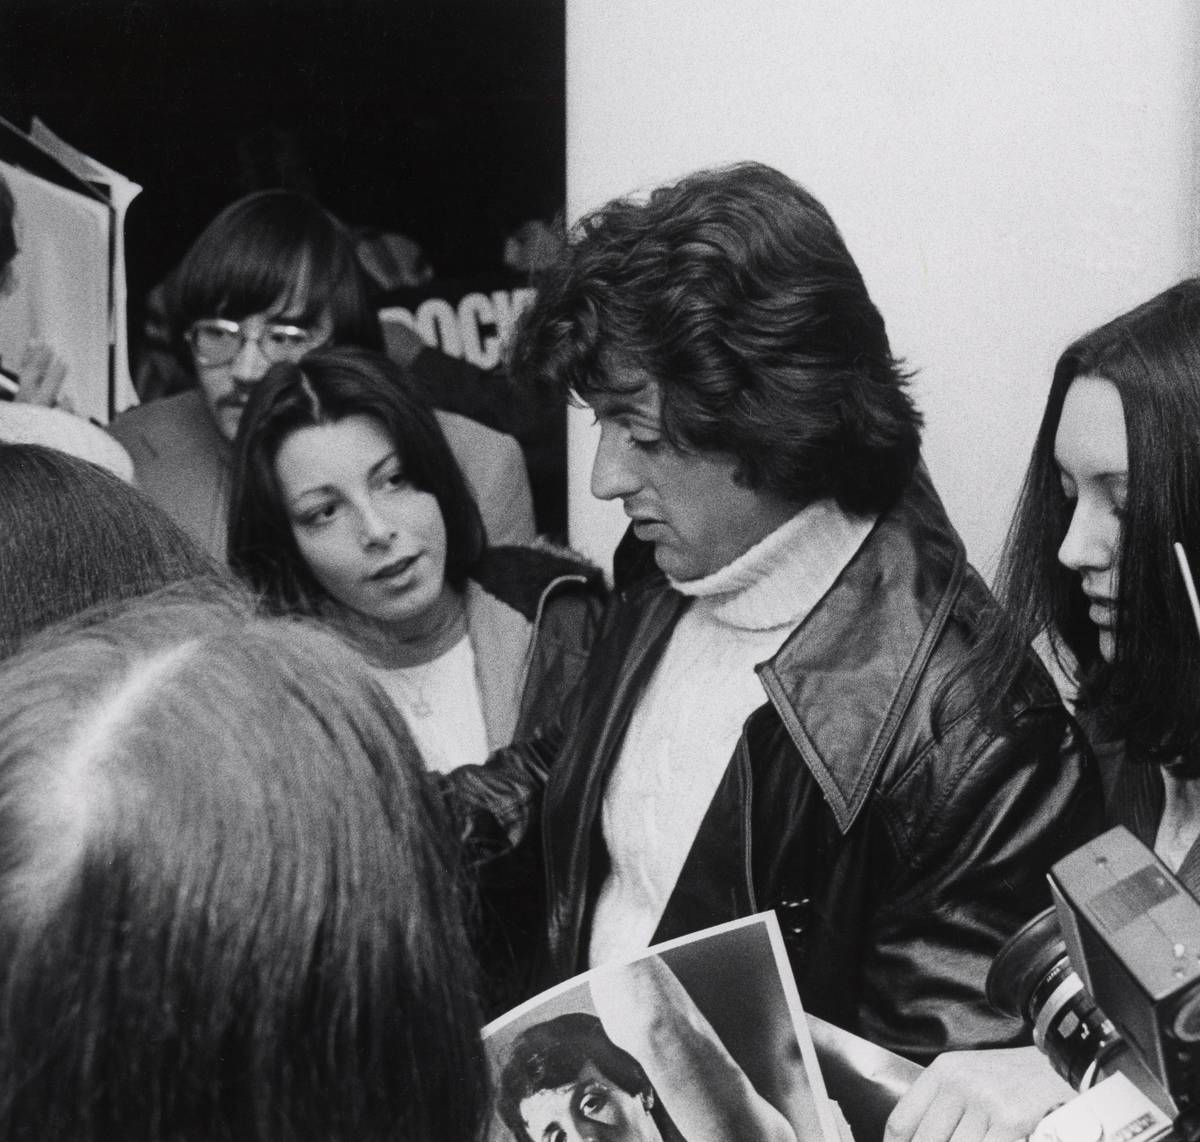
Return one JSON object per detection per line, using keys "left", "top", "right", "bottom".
{"left": 483, "top": 913, "right": 847, "bottom": 1142}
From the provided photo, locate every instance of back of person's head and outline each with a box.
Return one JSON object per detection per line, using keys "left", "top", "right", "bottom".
{"left": 228, "top": 345, "right": 485, "bottom": 611}
{"left": 167, "top": 189, "right": 383, "bottom": 354}
{"left": 498, "top": 1012, "right": 678, "bottom": 1142}
{"left": 994, "top": 278, "right": 1200, "bottom": 760}
{"left": 0, "top": 589, "right": 488, "bottom": 1141}
{"left": 511, "top": 160, "right": 921, "bottom": 515}
{"left": 0, "top": 444, "right": 218, "bottom": 658}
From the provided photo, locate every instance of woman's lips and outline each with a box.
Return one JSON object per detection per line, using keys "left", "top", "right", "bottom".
{"left": 369, "top": 554, "right": 418, "bottom": 582}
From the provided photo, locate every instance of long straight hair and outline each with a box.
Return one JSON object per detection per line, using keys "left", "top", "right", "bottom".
{"left": 983, "top": 279, "right": 1200, "bottom": 766}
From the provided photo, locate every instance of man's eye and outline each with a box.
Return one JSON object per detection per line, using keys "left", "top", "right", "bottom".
{"left": 630, "top": 435, "right": 663, "bottom": 452}
{"left": 265, "top": 325, "right": 312, "bottom": 348}
{"left": 579, "top": 1089, "right": 608, "bottom": 1117}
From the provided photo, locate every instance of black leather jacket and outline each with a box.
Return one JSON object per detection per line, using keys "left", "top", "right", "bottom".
{"left": 452, "top": 471, "right": 1102, "bottom": 1059}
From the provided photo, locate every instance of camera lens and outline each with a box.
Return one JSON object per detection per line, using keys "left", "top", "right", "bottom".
{"left": 988, "top": 907, "right": 1124, "bottom": 1089}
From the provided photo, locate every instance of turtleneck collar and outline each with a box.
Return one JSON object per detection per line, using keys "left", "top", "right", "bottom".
{"left": 670, "top": 499, "right": 876, "bottom": 631}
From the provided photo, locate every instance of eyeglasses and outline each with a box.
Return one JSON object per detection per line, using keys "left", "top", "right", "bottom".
{"left": 185, "top": 317, "right": 323, "bottom": 367}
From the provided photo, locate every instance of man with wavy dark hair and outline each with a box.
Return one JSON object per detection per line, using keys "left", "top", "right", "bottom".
{"left": 453, "top": 162, "right": 1100, "bottom": 1061}
{"left": 498, "top": 1012, "right": 682, "bottom": 1142}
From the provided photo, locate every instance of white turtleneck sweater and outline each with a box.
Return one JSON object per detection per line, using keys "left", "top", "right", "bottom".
{"left": 587, "top": 500, "right": 876, "bottom": 967}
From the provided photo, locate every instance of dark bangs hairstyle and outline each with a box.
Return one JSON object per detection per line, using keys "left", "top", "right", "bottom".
{"left": 509, "top": 161, "right": 922, "bottom": 515}
{"left": 228, "top": 345, "right": 485, "bottom": 613}
{"left": 984, "top": 278, "right": 1200, "bottom": 768}
{"left": 497, "top": 1012, "right": 684, "bottom": 1142}
{"left": 166, "top": 189, "right": 383, "bottom": 354}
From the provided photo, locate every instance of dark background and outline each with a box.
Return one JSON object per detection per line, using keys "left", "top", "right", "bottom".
{"left": 0, "top": 0, "right": 565, "bottom": 312}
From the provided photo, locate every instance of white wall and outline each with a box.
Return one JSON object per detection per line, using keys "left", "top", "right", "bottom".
{"left": 565, "top": 2, "right": 1200, "bottom": 578}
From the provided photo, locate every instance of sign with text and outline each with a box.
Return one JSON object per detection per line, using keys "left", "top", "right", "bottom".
{"left": 379, "top": 274, "right": 536, "bottom": 372}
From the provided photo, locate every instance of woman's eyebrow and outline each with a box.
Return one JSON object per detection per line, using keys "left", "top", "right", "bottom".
{"left": 287, "top": 485, "right": 336, "bottom": 510}
{"left": 367, "top": 451, "right": 401, "bottom": 478}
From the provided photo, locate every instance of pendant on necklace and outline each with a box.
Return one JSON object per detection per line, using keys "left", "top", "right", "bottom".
{"left": 411, "top": 692, "right": 433, "bottom": 718}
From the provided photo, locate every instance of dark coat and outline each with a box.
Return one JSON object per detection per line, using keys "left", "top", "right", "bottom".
{"left": 454, "top": 470, "right": 1103, "bottom": 1058}
{"left": 454, "top": 544, "right": 607, "bottom": 1015}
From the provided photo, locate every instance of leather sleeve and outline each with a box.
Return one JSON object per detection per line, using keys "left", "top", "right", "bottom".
{"left": 854, "top": 693, "right": 1103, "bottom": 1060}
{"left": 443, "top": 570, "right": 607, "bottom": 867}
{"left": 439, "top": 726, "right": 561, "bottom": 862}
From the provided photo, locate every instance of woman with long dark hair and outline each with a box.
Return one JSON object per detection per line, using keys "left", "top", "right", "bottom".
{"left": 888, "top": 278, "right": 1200, "bottom": 1142}
{"left": 227, "top": 345, "right": 602, "bottom": 775}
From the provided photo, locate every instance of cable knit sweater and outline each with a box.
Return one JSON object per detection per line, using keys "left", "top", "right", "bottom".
{"left": 588, "top": 500, "right": 875, "bottom": 965}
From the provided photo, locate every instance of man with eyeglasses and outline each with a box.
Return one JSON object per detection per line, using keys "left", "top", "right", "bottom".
{"left": 110, "top": 190, "right": 535, "bottom": 559}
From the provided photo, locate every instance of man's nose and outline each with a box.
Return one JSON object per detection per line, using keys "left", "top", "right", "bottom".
{"left": 231, "top": 335, "right": 270, "bottom": 384}
{"left": 590, "top": 424, "right": 640, "bottom": 502}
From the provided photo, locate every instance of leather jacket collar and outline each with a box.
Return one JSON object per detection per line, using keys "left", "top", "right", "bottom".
{"left": 610, "top": 466, "right": 965, "bottom": 836}
{"left": 758, "top": 465, "right": 965, "bottom": 833}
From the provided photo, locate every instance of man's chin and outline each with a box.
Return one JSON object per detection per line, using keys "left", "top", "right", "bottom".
{"left": 211, "top": 405, "right": 244, "bottom": 443}
{"left": 653, "top": 544, "right": 705, "bottom": 584}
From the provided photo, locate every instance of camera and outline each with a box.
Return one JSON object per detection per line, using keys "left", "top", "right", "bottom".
{"left": 988, "top": 826, "right": 1200, "bottom": 1139}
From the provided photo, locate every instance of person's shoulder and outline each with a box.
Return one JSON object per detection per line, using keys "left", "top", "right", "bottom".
{"left": 434, "top": 409, "right": 520, "bottom": 455}
{"left": 0, "top": 404, "right": 134, "bottom": 482}
{"left": 109, "top": 390, "right": 210, "bottom": 453}
{"left": 472, "top": 542, "right": 605, "bottom": 620}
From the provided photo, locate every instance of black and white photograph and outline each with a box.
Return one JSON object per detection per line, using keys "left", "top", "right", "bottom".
{"left": 2, "top": 5, "right": 1199, "bottom": 1141}
{"left": 484, "top": 914, "right": 842, "bottom": 1142}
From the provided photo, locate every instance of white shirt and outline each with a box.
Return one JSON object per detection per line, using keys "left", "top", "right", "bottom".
{"left": 371, "top": 634, "right": 489, "bottom": 774}
{"left": 588, "top": 500, "right": 876, "bottom": 966}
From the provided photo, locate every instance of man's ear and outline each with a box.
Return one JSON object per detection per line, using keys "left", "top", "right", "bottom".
{"left": 641, "top": 1089, "right": 655, "bottom": 1112}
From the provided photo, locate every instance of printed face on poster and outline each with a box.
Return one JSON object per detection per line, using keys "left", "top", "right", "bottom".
{"left": 482, "top": 913, "right": 844, "bottom": 1142}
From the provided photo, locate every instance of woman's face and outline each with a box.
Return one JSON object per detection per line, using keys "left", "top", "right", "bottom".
{"left": 518, "top": 1063, "right": 663, "bottom": 1142}
{"left": 1054, "top": 374, "right": 1128, "bottom": 663}
{"left": 274, "top": 414, "right": 450, "bottom": 633}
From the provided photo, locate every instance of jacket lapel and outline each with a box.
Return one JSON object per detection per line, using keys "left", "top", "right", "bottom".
{"left": 542, "top": 586, "right": 685, "bottom": 964}
{"left": 757, "top": 467, "right": 965, "bottom": 834}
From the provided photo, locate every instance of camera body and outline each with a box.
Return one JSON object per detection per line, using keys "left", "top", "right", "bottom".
{"left": 1050, "top": 825, "right": 1200, "bottom": 1116}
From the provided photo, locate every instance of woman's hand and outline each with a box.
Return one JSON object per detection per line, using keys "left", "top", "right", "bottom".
{"left": 13, "top": 340, "right": 70, "bottom": 409}
{"left": 884, "top": 1046, "right": 1073, "bottom": 1142}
